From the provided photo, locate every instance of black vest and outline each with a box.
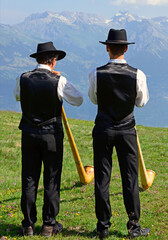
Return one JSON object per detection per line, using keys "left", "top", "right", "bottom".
{"left": 96, "top": 62, "right": 137, "bottom": 129}
{"left": 19, "top": 68, "right": 62, "bottom": 133}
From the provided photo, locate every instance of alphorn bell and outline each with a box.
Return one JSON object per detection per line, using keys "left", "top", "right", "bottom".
{"left": 136, "top": 130, "right": 155, "bottom": 190}
{"left": 62, "top": 106, "right": 94, "bottom": 185}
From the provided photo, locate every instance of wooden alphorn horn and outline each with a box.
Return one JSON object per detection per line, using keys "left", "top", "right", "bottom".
{"left": 62, "top": 106, "right": 94, "bottom": 185}
{"left": 136, "top": 130, "right": 155, "bottom": 190}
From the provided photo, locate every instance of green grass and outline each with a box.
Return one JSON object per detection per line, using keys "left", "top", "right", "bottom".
{"left": 0, "top": 110, "right": 168, "bottom": 240}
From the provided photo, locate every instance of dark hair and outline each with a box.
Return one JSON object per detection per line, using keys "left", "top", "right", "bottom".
{"left": 108, "top": 44, "right": 127, "bottom": 56}
{"left": 36, "top": 52, "right": 58, "bottom": 64}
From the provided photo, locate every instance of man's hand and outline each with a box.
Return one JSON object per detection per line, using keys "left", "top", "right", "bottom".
{"left": 52, "top": 70, "right": 61, "bottom": 76}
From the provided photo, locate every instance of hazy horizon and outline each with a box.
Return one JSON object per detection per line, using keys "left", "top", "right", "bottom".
{"left": 1, "top": 0, "right": 168, "bottom": 25}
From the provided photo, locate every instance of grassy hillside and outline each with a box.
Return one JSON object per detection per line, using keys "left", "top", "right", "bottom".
{"left": 0, "top": 110, "right": 167, "bottom": 239}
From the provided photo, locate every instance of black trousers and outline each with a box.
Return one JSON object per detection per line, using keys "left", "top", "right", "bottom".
{"left": 21, "top": 128, "right": 63, "bottom": 227}
{"left": 93, "top": 124, "right": 140, "bottom": 231}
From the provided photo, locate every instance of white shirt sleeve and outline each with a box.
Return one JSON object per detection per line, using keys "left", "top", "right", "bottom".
{"left": 14, "top": 75, "right": 21, "bottom": 101}
{"left": 88, "top": 69, "right": 97, "bottom": 105}
{"left": 135, "top": 69, "right": 149, "bottom": 107}
{"left": 57, "top": 76, "right": 83, "bottom": 106}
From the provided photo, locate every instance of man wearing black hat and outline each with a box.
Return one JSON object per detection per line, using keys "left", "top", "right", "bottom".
{"left": 14, "top": 42, "right": 83, "bottom": 237}
{"left": 88, "top": 29, "right": 150, "bottom": 239}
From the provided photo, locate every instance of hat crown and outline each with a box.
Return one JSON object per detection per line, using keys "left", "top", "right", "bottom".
{"left": 99, "top": 28, "right": 135, "bottom": 45}
{"left": 30, "top": 41, "right": 66, "bottom": 60}
{"left": 37, "top": 42, "right": 56, "bottom": 53}
{"left": 107, "top": 29, "right": 127, "bottom": 42}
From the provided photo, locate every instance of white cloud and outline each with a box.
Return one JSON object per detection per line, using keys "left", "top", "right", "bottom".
{"left": 163, "top": 96, "right": 168, "bottom": 100}
{"left": 146, "top": 0, "right": 168, "bottom": 5}
{"left": 110, "top": 0, "right": 168, "bottom": 5}
{"left": 126, "top": 0, "right": 136, "bottom": 3}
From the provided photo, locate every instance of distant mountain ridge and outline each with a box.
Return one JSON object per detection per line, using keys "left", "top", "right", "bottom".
{"left": 23, "top": 11, "right": 106, "bottom": 25}
{"left": 14, "top": 11, "right": 168, "bottom": 52}
{"left": 0, "top": 11, "right": 168, "bottom": 127}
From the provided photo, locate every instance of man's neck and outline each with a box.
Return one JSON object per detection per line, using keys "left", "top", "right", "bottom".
{"left": 110, "top": 54, "right": 124, "bottom": 60}
{"left": 36, "top": 64, "right": 51, "bottom": 71}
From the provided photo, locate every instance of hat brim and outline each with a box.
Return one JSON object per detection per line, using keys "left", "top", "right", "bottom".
{"left": 30, "top": 50, "right": 66, "bottom": 61}
{"left": 99, "top": 41, "right": 135, "bottom": 45}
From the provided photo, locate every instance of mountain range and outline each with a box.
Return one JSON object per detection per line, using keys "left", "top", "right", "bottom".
{"left": 0, "top": 11, "right": 168, "bottom": 127}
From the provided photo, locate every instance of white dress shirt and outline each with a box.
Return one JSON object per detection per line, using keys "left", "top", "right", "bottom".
{"left": 14, "top": 64, "right": 83, "bottom": 106}
{"left": 88, "top": 59, "right": 149, "bottom": 107}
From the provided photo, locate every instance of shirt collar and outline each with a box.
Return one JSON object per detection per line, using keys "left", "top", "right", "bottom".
{"left": 36, "top": 64, "right": 51, "bottom": 71}
{"left": 108, "top": 59, "right": 127, "bottom": 64}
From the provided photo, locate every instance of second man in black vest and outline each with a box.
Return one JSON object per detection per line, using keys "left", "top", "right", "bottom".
{"left": 88, "top": 29, "right": 150, "bottom": 239}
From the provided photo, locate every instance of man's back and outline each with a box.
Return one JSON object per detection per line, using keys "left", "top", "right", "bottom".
{"left": 97, "top": 62, "right": 137, "bottom": 121}
{"left": 20, "top": 68, "right": 62, "bottom": 123}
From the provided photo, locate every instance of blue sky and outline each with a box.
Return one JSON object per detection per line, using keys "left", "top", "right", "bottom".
{"left": 1, "top": 0, "right": 168, "bottom": 24}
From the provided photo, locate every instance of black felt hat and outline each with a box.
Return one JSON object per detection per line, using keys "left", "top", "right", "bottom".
{"left": 99, "top": 28, "right": 135, "bottom": 45}
{"left": 30, "top": 41, "right": 66, "bottom": 60}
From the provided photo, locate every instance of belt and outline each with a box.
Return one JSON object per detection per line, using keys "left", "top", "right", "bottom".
{"left": 22, "top": 115, "right": 62, "bottom": 127}
{"left": 110, "top": 112, "right": 134, "bottom": 125}
{"left": 95, "top": 111, "right": 135, "bottom": 130}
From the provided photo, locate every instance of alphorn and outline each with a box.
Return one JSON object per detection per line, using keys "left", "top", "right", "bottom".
{"left": 62, "top": 106, "right": 94, "bottom": 185}
{"left": 136, "top": 130, "right": 155, "bottom": 190}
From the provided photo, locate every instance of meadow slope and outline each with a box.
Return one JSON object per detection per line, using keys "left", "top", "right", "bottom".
{"left": 0, "top": 110, "right": 167, "bottom": 239}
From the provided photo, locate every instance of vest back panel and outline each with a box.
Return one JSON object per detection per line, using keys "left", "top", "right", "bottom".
{"left": 97, "top": 62, "right": 137, "bottom": 121}
{"left": 20, "top": 68, "right": 62, "bottom": 124}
